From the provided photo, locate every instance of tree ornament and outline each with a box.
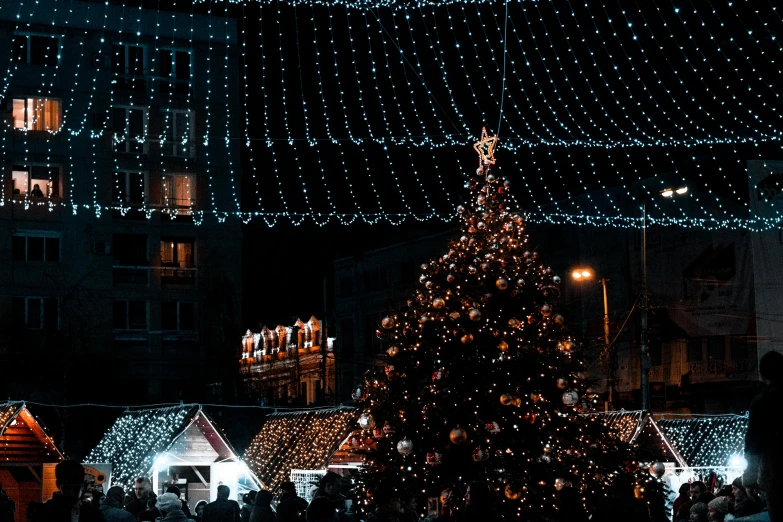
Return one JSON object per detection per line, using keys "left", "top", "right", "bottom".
{"left": 530, "top": 393, "right": 541, "bottom": 403}
{"left": 554, "top": 478, "right": 569, "bottom": 491}
{"left": 432, "top": 297, "right": 445, "bottom": 309}
{"left": 477, "top": 220, "right": 486, "bottom": 229}
{"left": 504, "top": 482, "right": 523, "bottom": 500}
{"left": 358, "top": 413, "right": 376, "bottom": 430}
{"left": 486, "top": 173, "right": 496, "bottom": 182}
{"left": 385, "top": 365, "right": 397, "bottom": 379}
{"left": 540, "top": 304, "right": 553, "bottom": 317}
{"left": 553, "top": 314, "right": 565, "bottom": 325}
{"left": 468, "top": 226, "right": 477, "bottom": 234}
{"left": 371, "top": 427, "right": 384, "bottom": 439}
{"left": 480, "top": 263, "right": 490, "bottom": 272}
{"left": 461, "top": 333, "right": 474, "bottom": 344}
{"left": 386, "top": 345, "right": 400, "bottom": 358}
{"left": 496, "top": 278, "right": 509, "bottom": 290}
{"left": 439, "top": 490, "right": 452, "bottom": 504}
{"left": 498, "top": 340, "right": 508, "bottom": 352}
{"left": 508, "top": 318, "right": 521, "bottom": 328}
{"left": 426, "top": 451, "right": 443, "bottom": 466}
{"left": 432, "top": 368, "right": 446, "bottom": 381}
{"left": 351, "top": 387, "right": 365, "bottom": 402}
{"left": 381, "top": 317, "right": 395, "bottom": 329}
{"left": 624, "top": 461, "right": 639, "bottom": 473}
{"left": 523, "top": 412, "right": 537, "bottom": 424}
{"left": 553, "top": 275, "right": 561, "bottom": 284}
{"left": 382, "top": 422, "right": 396, "bottom": 435}
{"left": 469, "top": 308, "right": 482, "bottom": 321}
{"left": 556, "top": 378, "right": 569, "bottom": 389}
{"left": 468, "top": 266, "right": 477, "bottom": 274}
{"left": 562, "top": 391, "right": 579, "bottom": 406}
{"left": 456, "top": 205, "right": 465, "bottom": 214}
{"left": 449, "top": 311, "right": 461, "bottom": 321}
{"left": 396, "top": 438, "right": 413, "bottom": 455}
{"left": 486, "top": 421, "right": 501, "bottom": 434}
{"left": 500, "top": 393, "right": 515, "bottom": 406}
{"left": 449, "top": 426, "right": 468, "bottom": 445}
{"left": 648, "top": 462, "right": 666, "bottom": 478}
{"left": 425, "top": 280, "right": 434, "bottom": 289}
{"left": 472, "top": 445, "right": 490, "bottom": 462}
{"left": 446, "top": 274, "right": 455, "bottom": 283}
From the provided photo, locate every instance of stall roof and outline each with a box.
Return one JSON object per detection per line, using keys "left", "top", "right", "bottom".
{"left": 87, "top": 404, "right": 242, "bottom": 488}
{"left": 0, "top": 402, "right": 63, "bottom": 464}
{"left": 243, "top": 407, "right": 358, "bottom": 491}
{"left": 657, "top": 415, "right": 748, "bottom": 468}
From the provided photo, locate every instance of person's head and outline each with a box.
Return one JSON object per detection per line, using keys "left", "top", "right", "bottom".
{"left": 699, "top": 492, "right": 716, "bottom": 504}
{"left": 319, "top": 472, "right": 341, "bottom": 497}
{"left": 707, "top": 496, "right": 729, "bottom": 521}
{"left": 55, "top": 460, "right": 86, "bottom": 499}
{"left": 465, "top": 481, "right": 491, "bottom": 508}
{"left": 679, "top": 483, "right": 692, "bottom": 497}
{"left": 166, "top": 486, "right": 181, "bottom": 498}
{"left": 217, "top": 485, "right": 230, "bottom": 500}
{"left": 106, "top": 486, "right": 125, "bottom": 508}
{"left": 255, "top": 490, "right": 273, "bottom": 509}
{"left": 280, "top": 482, "right": 296, "bottom": 496}
{"left": 690, "top": 502, "right": 708, "bottom": 522}
{"left": 156, "top": 493, "right": 182, "bottom": 516}
{"left": 307, "top": 497, "right": 337, "bottom": 521}
{"left": 33, "top": 184, "right": 40, "bottom": 190}
{"left": 194, "top": 500, "right": 207, "bottom": 516}
{"left": 133, "top": 477, "right": 152, "bottom": 501}
{"left": 731, "top": 477, "right": 747, "bottom": 501}
{"left": 243, "top": 490, "right": 258, "bottom": 505}
{"left": 690, "top": 481, "right": 707, "bottom": 502}
{"left": 760, "top": 351, "right": 783, "bottom": 383}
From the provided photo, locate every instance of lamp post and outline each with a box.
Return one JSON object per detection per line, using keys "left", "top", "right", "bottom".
{"left": 640, "top": 185, "right": 688, "bottom": 411}
{"left": 572, "top": 268, "right": 614, "bottom": 411}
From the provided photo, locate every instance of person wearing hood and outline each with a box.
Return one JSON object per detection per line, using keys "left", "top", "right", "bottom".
{"left": 156, "top": 493, "right": 195, "bottom": 522}
{"left": 101, "top": 486, "right": 136, "bottom": 522}
{"left": 275, "top": 482, "right": 306, "bottom": 522}
{"left": 248, "top": 490, "right": 275, "bottom": 522}
{"left": 28, "top": 460, "right": 105, "bottom": 522}
{"left": 706, "top": 497, "right": 735, "bottom": 522}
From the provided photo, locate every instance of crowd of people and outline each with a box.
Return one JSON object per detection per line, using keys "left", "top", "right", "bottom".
{"left": 671, "top": 478, "right": 766, "bottom": 522}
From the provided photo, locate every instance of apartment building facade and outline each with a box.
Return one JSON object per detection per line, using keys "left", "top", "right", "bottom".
{"left": 0, "top": 0, "right": 243, "bottom": 403}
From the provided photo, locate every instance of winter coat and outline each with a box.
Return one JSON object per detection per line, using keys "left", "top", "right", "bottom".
{"left": 247, "top": 505, "right": 275, "bottom": 522}
{"left": 240, "top": 506, "right": 252, "bottom": 522}
{"left": 274, "top": 493, "right": 308, "bottom": 522}
{"left": 202, "top": 499, "right": 241, "bottom": 522}
{"left": 101, "top": 505, "right": 137, "bottom": 522}
{"left": 311, "top": 488, "right": 346, "bottom": 513}
{"left": 155, "top": 509, "right": 196, "bottom": 522}
{"left": 734, "top": 497, "right": 763, "bottom": 518}
{"left": 744, "top": 381, "right": 783, "bottom": 488}
{"left": 28, "top": 492, "right": 106, "bottom": 522}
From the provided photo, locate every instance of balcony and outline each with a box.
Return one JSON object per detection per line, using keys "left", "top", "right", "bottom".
{"left": 686, "top": 358, "right": 757, "bottom": 384}
{"left": 113, "top": 265, "right": 150, "bottom": 286}
{"left": 159, "top": 263, "right": 197, "bottom": 286}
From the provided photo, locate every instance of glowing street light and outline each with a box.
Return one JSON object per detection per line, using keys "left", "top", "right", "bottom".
{"left": 660, "top": 185, "right": 687, "bottom": 198}
{"left": 572, "top": 269, "right": 592, "bottom": 280}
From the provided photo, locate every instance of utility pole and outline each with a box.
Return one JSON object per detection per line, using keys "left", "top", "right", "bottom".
{"left": 599, "top": 277, "right": 615, "bottom": 412}
{"left": 640, "top": 203, "right": 651, "bottom": 411}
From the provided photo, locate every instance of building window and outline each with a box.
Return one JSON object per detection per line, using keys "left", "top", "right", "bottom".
{"left": 113, "top": 234, "right": 147, "bottom": 265}
{"left": 731, "top": 336, "right": 750, "bottom": 361}
{"left": 13, "top": 34, "right": 59, "bottom": 66}
{"left": 13, "top": 98, "right": 61, "bottom": 132}
{"left": 113, "top": 300, "right": 148, "bottom": 330}
{"left": 338, "top": 276, "right": 353, "bottom": 299}
{"left": 158, "top": 49, "right": 190, "bottom": 95}
{"left": 12, "top": 232, "right": 60, "bottom": 262}
{"left": 12, "top": 297, "right": 58, "bottom": 330}
{"left": 11, "top": 165, "right": 60, "bottom": 198}
{"left": 339, "top": 318, "right": 354, "bottom": 357}
{"left": 112, "top": 171, "right": 146, "bottom": 206}
{"left": 363, "top": 267, "right": 388, "bottom": 293}
{"left": 160, "top": 238, "right": 194, "bottom": 268}
{"left": 687, "top": 338, "right": 703, "bottom": 362}
{"left": 365, "top": 313, "right": 383, "bottom": 353}
{"left": 161, "top": 110, "right": 194, "bottom": 158}
{"left": 112, "top": 44, "right": 145, "bottom": 89}
{"left": 161, "top": 302, "right": 196, "bottom": 331}
{"left": 161, "top": 173, "right": 195, "bottom": 214}
{"left": 112, "top": 107, "right": 146, "bottom": 154}
{"left": 707, "top": 336, "right": 725, "bottom": 361}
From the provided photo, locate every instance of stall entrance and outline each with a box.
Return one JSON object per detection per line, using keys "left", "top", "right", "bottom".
{"left": 158, "top": 465, "right": 211, "bottom": 507}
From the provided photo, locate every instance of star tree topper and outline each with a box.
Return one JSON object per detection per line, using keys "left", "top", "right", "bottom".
{"left": 473, "top": 126, "right": 499, "bottom": 168}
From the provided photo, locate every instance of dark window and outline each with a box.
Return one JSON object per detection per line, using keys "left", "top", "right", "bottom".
{"left": 648, "top": 339, "right": 662, "bottom": 367}
{"left": 13, "top": 297, "right": 58, "bottom": 330}
{"left": 27, "top": 237, "right": 44, "bottom": 261}
{"left": 12, "top": 237, "right": 25, "bottom": 261}
{"left": 161, "top": 302, "right": 178, "bottom": 330}
{"left": 400, "top": 261, "right": 417, "bottom": 283}
{"left": 707, "top": 336, "right": 725, "bottom": 360}
{"left": 731, "top": 337, "right": 750, "bottom": 361}
{"left": 11, "top": 235, "right": 60, "bottom": 262}
{"left": 180, "top": 303, "right": 195, "bottom": 330}
{"left": 112, "top": 44, "right": 145, "bottom": 90}
{"left": 113, "top": 300, "right": 147, "bottom": 329}
{"left": 687, "top": 338, "right": 703, "bottom": 362}
{"left": 112, "top": 234, "right": 147, "bottom": 265}
{"left": 158, "top": 49, "right": 190, "bottom": 95}
{"left": 161, "top": 302, "right": 195, "bottom": 331}
{"left": 338, "top": 276, "right": 353, "bottom": 299}
{"left": 13, "top": 35, "right": 59, "bottom": 66}
{"left": 27, "top": 298, "right": 42, "bottom": 328}
{"left": 112, "top": 108, "right": 146, "bottom": 153}
{"left": 339, "top": 318, "right": 354, "bottom": 356}
{"left": 363, "top": 268, "right": 387, "bottom": 292}
{"left": 300, "top": 382, "right": 307, "bottom": 401}
{"left": 365, "top": 313, "right": 382, "bottom": 353}
{"left": 46, "top": 238, "right": 59, "bottom": 262}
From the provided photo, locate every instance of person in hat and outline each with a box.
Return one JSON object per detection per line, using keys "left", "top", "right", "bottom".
{"left": 101, "top": 486, "right": 135, "bottom": 522}
{"left": 706, "top": 497, "right": 735, "bottom": 522}
{"left": 689, "top": 502, "right": 708, "bottom": 522}
{"left": 156, "top": 493, "right": 194, "bottom": 522}
{"left": 730, "top": 477, "right": 762, "bottom": 518}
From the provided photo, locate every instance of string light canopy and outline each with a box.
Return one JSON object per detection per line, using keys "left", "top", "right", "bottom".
{"left": 658, "top": 415, "right": 749, "bottom": 469}
{"left": 0, "top": 402, "right": 64, "bottom": 464}
{"left": 243, "top": 408, "right": 359, "bottom": 491}
{"left": 2, "top": 0, "right": 783, "bottom": 227}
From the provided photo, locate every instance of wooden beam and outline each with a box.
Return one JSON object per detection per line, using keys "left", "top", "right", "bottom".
{"left": 27, "top": 466, "right": 41, "bottom": 483}
{"left": 191, "top": 466, "right": 208, "bottom": 487}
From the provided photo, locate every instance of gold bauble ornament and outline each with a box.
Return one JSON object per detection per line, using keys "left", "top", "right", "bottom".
{"left": 449, "top": 426, "right": 468, "bottom": 445}
{"left": 504, "top": 483, "right": 523, "bottom": 500}
{"left": 530, "top": 393, "right": 541, "bottom": 403}
{"left": 541, "top": 304, "right": 553, "bottom": 317}
{"left": 468, "top": 266, "right": 477, "bottom": 274}
{"left": 469, "top": 309, "right": 482, "bottom": 321}
{"left": 554, "top": 314, "right": 565, "bottom": 324}
{"left": 556, "top": 378, "right": 569, "bottom": 389}
{"left": 500, "top": 393, "right": 515, "bottom": 406}
{"left": 480, "top": 263, "right": 490, "bottom": 272}
{"left": 498, "top": 340, "right": 508, "bottom": 352}
{"left": 449, "top": 311, "right": 461, "bottom": 321}
{"left": 496, "top": 278, "right": 509, "bottom": 290}
{"left": 446, "top": 274, "right": 455, "bottom": 282}
{"left": 461, "top": 333, "right": 474, "bottom": 344}
{"left": 381, "top": 317, "right": 395, "bottom": 329}
{"left": 387, "top": 345, "right": 400, "bottom": 357}
{"left": 508, "top": 318, "right": 521, "bottom": 328}
{"left": 432, "top": 297, "right": 445, "bottom": 309}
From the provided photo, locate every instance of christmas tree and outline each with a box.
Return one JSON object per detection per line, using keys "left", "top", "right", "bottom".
{"left": 353, "top": 128, "right": 663, "bottom": 521}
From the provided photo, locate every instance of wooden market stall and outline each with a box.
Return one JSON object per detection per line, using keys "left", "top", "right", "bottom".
{"left": 86, "top": 404, "right": 260, "bottom": 507}
{"left": 0, "top": 402, "right": 64, "bottom": 522}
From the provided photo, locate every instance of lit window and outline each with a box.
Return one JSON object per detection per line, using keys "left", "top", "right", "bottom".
{"left": 11, "top": 165, "right": 60, "bottom": 198}
{"left": 112, "top": 171, "right": 146, "bottom": 206}
{"left": 161, "top": 173, "right": 195, "bottom": 214}
{"left": 13, "top": 98, "right": 61, "bottom": 131}
{"left": 112, "top": 107, "right": 147, "bottom": 154}
{"left": 162, "top": 110, "right": 194, "bottom": 157}
{"left": 160, "top": 238, "right": 194, "bottom": 268}
{"left": 13, "top": 34, "right": 59, "bottom": 66}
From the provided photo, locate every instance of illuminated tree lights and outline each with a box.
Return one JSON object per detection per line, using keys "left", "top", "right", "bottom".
{"left": 2, "top": 0, "right": 782, "bottom": 227}
{"left": 354, "top": 137, "right": 665, "bottom": 519}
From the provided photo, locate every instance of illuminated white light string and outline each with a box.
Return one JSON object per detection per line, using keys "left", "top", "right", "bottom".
{"left": 240, "top": 4, "right": 265, "bottom": 217}
{"left": 223, "top": 1, "right": 241, "bottom": 214}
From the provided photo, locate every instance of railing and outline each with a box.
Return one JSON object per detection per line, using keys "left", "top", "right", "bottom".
{"left": 159, "top": 262, "right": 197, "bottom": 285}
{"left": 112, "top": 264, "right": 197, "bottom": 285}
{"left": 687, "top": 359, "right": 757, "bottom": 383}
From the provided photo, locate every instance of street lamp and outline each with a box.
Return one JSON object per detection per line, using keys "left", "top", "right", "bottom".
{"left": 571, "top": 267, "right": 614, "bottom": 411}
{"left": 640, "top": 184, "right": 688, "bottom": 411}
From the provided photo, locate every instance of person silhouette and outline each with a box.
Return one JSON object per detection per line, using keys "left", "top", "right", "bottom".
{"left": 31, "top": 184, "right": 44, "bottom": 197}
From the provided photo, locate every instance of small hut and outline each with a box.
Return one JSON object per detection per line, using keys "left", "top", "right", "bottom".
{"left": 0, "top": 402, "right": 64, "bottom": 522}
{"left": 243, "top": 407, "right": 359, "bottom": 498}
{"left": 87, "top": 404, "right": 259, "bottom": 506}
